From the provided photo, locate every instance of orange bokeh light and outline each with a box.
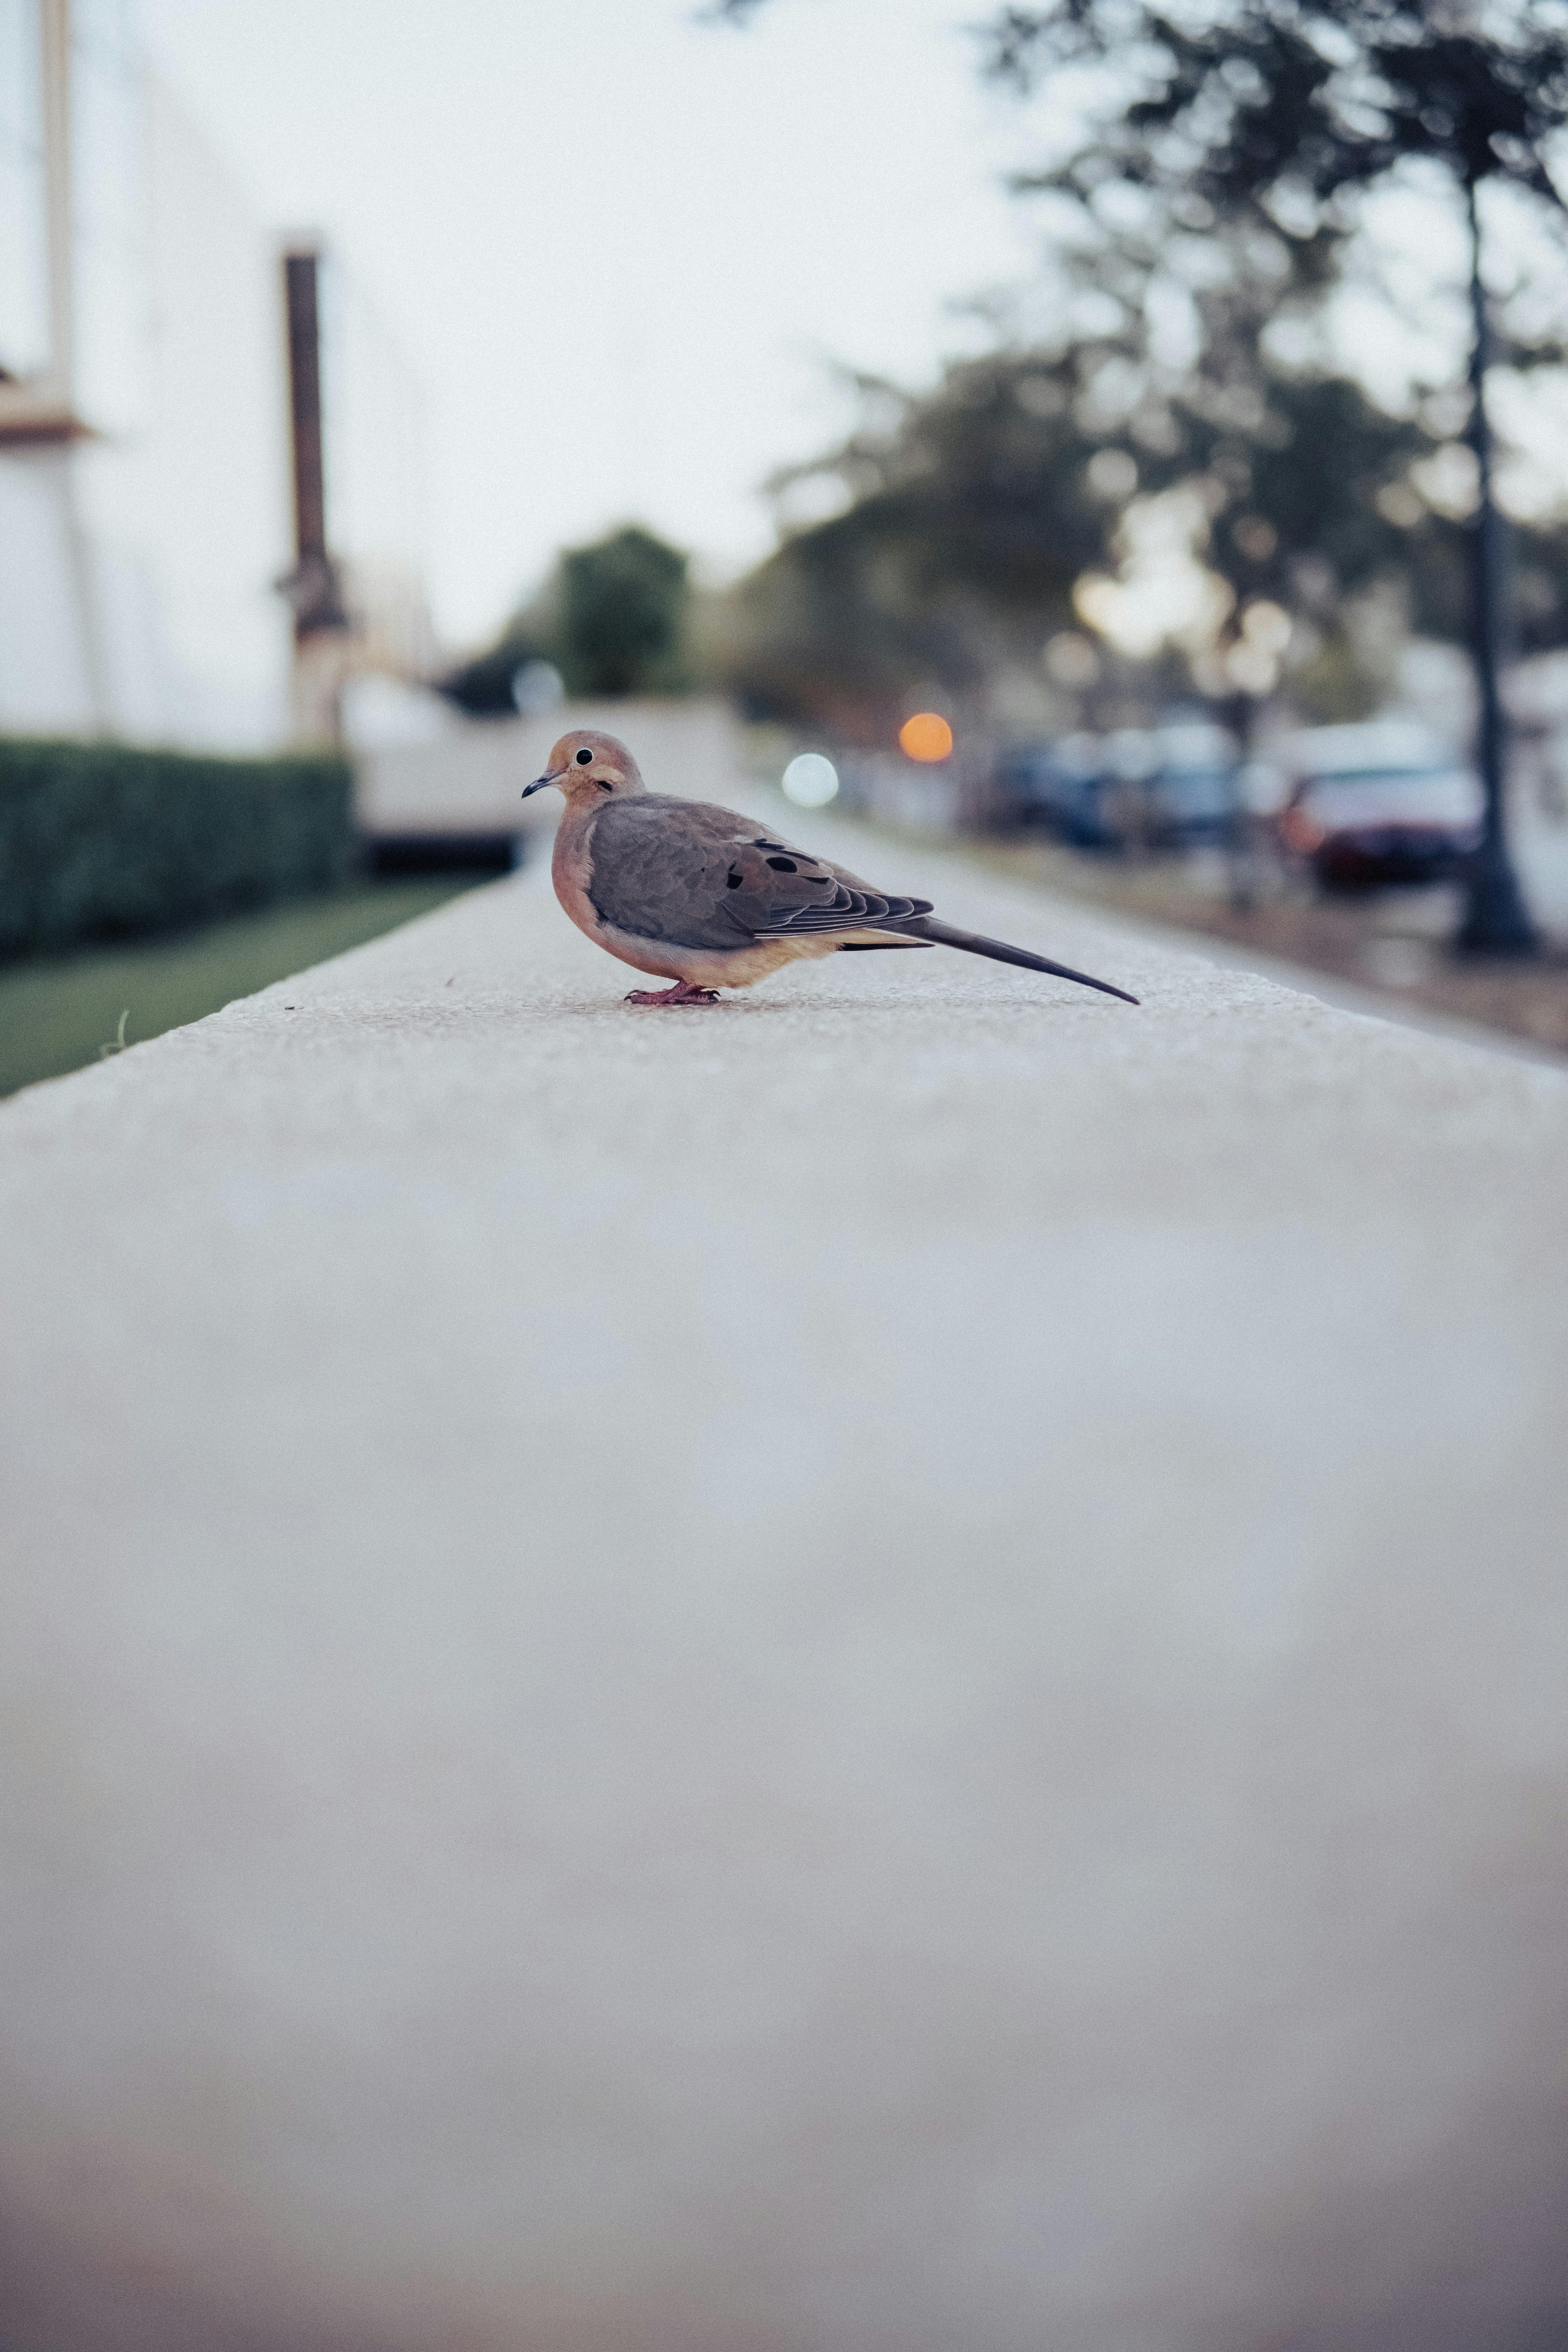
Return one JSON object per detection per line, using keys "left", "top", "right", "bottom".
{"left": 899, "top": 711, "right": 954, "bottom": 763}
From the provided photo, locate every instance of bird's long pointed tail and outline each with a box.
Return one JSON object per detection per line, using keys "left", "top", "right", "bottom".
{"left": 902, "top": 916, "right": 1139, "bottom": 1005}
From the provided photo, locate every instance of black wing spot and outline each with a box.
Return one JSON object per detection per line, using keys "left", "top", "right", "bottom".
{"left": 726, "top": 866, "right": 743, "bottom": 888}
{"left": 766, "top": 856, "right": 798, "bottom": 872}
{"left": 754, "top": 838, "right": 788, "bottom": 851}
{"left": 812, "top": 872, "right": 831, "bottom": 883}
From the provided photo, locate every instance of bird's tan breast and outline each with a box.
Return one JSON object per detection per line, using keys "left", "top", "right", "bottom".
{"left": 550, "top": 805, "right": 690, "bottom": 981}
{"left": 550, "top": 807, "right": 605, "bottom": 944}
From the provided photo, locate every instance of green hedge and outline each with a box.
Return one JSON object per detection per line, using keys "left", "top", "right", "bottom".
{"left": 0, "top": 737, "right": 357, "bottom": 958}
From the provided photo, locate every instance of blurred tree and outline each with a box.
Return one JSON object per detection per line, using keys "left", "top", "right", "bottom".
{"left": 725, "top": 0, "right": 1568, "bottom": 940}
{"left": 439, "top": 525, "right": 691, "bottom": 713}
{"left": 721, "top": 353, "right": 1123, "bottom": 737}
{"left": 722, "top": 332, "right": 1568, "bottom": 741}
{"left": 557, "top": 525, "right": 690, "bottom": 696}
{"left": 982, "top": 0, "right": 1568, "bottom": 944}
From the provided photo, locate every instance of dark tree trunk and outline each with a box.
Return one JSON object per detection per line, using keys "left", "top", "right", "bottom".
{"left": 1457, "top": 180, "right": 1538, "bottom": 955}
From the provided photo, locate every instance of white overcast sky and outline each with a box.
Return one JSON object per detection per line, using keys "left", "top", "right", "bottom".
{"left": 136, "top": 0, "right": 1047, "bottom": 649}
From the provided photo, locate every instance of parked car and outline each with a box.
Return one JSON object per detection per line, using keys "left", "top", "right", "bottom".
{"left": 1140, "top": 722, "right": 1243, "bottom": 846}
{"left": 993, "top": 734, "right": 1120, "bottom": 847}
{"left": 1274, "top": 722, "right": 1483, "bottom": 890}
{"left": 993, "top": 722, "right": 1244, "bottom": 851}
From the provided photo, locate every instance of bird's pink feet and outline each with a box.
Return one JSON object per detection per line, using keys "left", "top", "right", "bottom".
{"left": 624, "top": 981, "right": 721, "bottom": 1007}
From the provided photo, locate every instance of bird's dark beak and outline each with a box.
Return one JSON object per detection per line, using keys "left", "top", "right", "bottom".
{"left": 521, "top": 770, "right": 563, "bottom": 800}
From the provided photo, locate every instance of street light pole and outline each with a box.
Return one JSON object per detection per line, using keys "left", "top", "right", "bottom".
{"left": 1458, "top": 177, "right": 1539, "bottom": 955}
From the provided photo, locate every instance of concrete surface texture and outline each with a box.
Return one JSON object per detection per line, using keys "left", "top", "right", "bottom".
{"left": 2, "top": 785, "right": 1566, "bottom": 2352}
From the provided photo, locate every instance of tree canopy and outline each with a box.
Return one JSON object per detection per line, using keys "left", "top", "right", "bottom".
{"left": 721, "top": 306, "right": 1568, "bottom": 735}
{"left": 712, "top": 0, "right": 1568, "bottom": 740}
{"left": 557, "top": 526, "right": 690, "bottom": 697}
{"left": 441, "top": 525, "right": 691, "bottom": 713}
{"left": 987, "top": 0, "right": 1568, "bottom": 214}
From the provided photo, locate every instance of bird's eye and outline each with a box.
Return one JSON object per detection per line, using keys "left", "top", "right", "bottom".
{"left": 575, "top": 747, "right": 593, "bottom": 765}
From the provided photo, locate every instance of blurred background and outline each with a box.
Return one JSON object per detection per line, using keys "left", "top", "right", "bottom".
{"left": 7, "top": 0, "right": 1568, "bottom": 1090}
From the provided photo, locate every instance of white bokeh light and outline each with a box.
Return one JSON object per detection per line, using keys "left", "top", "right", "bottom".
{"left": 782, "top": 753, "right": 839, "bottom": 808}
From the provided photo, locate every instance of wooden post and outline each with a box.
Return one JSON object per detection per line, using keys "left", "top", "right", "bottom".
{"left": 280, "top": 247, "right": 350, "bottom": 741}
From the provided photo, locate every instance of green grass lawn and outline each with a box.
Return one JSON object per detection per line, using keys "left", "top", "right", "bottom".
{"left": 0, "top": 877, "right": 476, "bottom": 1101}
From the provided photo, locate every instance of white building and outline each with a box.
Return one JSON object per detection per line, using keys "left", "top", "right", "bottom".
{"left": 0, "top": 0, "right": 429, "bottom": 750}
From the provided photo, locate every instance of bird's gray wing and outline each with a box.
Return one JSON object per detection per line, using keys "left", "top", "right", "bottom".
{"left": 586, "top": 796, "right": 933, "bottom": 949}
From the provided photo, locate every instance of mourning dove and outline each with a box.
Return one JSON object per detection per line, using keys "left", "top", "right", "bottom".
{"left": 523, "top": 729, "right": 1139, "bottom": 1007}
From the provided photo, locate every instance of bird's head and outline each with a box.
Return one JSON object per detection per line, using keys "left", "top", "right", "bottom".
{"left": 523, "top": 729, "right": 645, "bottom": 804}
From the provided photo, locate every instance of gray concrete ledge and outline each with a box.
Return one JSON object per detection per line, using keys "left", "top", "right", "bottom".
{"left": 2, "top": 798, "right": 1567, "bottom": 2352}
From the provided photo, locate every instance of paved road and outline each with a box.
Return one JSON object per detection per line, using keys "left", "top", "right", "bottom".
{"left": 2, "top": 799, "right": 1566, "bottom": 2352}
